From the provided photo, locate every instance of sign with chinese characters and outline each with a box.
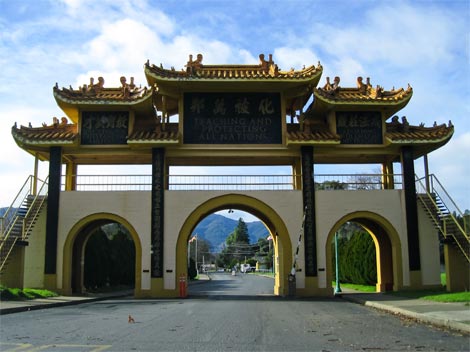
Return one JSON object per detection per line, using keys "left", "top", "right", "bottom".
{"left": 336, "top": 111, "right": 383, "bottom": 144}
{"left": 183, "top": 93, "right": 282, "bottom": 144}
{"left": 81, "top": 111, "right": 129, "bottom": 145}
{"left": 151, "top": 148, "right": 164, "bottom": 278}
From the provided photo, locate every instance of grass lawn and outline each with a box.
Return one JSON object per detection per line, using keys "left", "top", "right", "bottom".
{"left": 389, "top": 289, "right": 470, "bottom": 303}
{"left": 0, "top": 286, "right": 58, "bottom": 301}
{"left": 333, "top": 274, "right": 469, "bottom": 304}
{"left": 333, "top": 282, "right": 376, "bottom": 292}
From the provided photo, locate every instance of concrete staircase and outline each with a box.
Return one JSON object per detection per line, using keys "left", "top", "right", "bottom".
{"left": 0, "top": 176, "right": 48, "bottom": 273}
{"left": 416, "top": 174, "right": 469, "bottom": 262}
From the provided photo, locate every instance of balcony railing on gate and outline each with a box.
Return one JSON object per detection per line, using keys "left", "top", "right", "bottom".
{"left": 61, "top": 174, "right": 403, "bottom": 192}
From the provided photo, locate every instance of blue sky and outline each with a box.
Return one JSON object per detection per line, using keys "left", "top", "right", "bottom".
{"left": 0, "top": 0, "right": 469, "bottom": 216}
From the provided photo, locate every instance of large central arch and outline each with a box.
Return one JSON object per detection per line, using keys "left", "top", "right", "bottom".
{"left": 325, "top": 211, "right": 404, "bottom": 292}
{"left": 175, "top": 194, "right": 293, "bottom": 296}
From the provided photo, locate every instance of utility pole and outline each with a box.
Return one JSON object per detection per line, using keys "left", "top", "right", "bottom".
{"left": 335, "top": 232, "right": 342, "bottom": 294}
{"left": 195, "top": 235, "right": 198, "bottom": 275}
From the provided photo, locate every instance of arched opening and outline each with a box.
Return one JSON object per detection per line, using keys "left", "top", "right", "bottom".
{"left": 186, "top": 208, "right": 275, "bottom": 296}
{"left": 175, "top": 194, "right": 293, "bottom": 296}
{"left": 326, "top": 212, "right": 403, "bottom": 293}
{"left": 63, "top": 213, "right": 142, "bottom": 297}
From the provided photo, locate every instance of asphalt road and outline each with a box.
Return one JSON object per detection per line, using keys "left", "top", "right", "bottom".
{"left": 1, "top": 273, "right": 468, "bottom": 351}
{"left": 189, "top": 271, "right": 275, "bottom": 297}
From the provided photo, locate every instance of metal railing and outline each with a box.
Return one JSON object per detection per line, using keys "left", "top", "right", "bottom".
{"left": 61, "top": 173, "right": 403, "bottom": 191}
{"left": 415, "top": 174, "right": 469, "bottom": 262}
{"left": 168, "top": 175, "right": 296, "bottom": 190}
{"left": 314, "top": 174, "right": 403, "bottom": 191}
{"left": 0, "top": 175, "right": 48, "bottom": 272}
{"left": 62, "top": 174, "right": 152, "bottom": 191}
{"left": 416, "top": 174, "right": 468, "bottom": 235}
{"left": 1, "top": 176, "right": 47, "bottom": 236}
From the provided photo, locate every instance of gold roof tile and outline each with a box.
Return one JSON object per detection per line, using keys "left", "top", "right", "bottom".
{"left": 145, "top": 54, "right": 323, "bottom": 81}
{"left": 314, "top": 76, "right": 413, "bottom": 105}
{"left": 12, "top": 120, "right": 78, "bottom": 145}
{"left": 53, "top": 76, "right": 152, "bottom": 105}
{"left": 385, "top": 120, "right": 454, "bottom": 143}
{"left": 127, "top": 124, "right": 180, "bottom": 144}
{"left": 286, "top": 124, "right": 340, "bottom": 144}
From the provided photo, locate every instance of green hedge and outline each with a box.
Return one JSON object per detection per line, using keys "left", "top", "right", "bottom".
{"left": 333, "top": 231, "right": 377, "bottom": 285}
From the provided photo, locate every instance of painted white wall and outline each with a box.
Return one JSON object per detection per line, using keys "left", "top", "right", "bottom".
{"left": 52, "top": 188, "right": 440, "bottom": 293}
{"left": 23, "top": 208, "right": 47, "bottom": 288}
{"left": 417, "top": 202, "right": 441, "bottom": 285}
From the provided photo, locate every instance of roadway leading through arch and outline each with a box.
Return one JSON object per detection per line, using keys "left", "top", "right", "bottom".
{"left": 175, "top": 194, "right": 293, "bottom": 296}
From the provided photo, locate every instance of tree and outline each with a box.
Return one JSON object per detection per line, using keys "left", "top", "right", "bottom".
{"left": 189, "top": 237, "right": 214, "bottom": 270}
{"left": 84, "top": 223, "right": 135, "bottom": 290}
{"left": 333, "top": 230, "right": 377, "bottom": 285}
{"left": 315, "top": 180, "right": 346, "bottom": 190}
{"left": 218, "top": 218, "right": 254, "bottom": 268}
{"left": 254, "top": 237, "right": 273, "bottom": 269}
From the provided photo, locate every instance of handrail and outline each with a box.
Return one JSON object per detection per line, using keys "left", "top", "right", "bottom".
{"left": 0, "top": 175, "right": 48, "bottom": 272}
{"left": 416, "top": 174, "right": 469, "bottom": 262}
{"left": 23, "top": 176, "right": 49, "bottom": 239}
{"left": 416, "top": 174, "right": 468, "bottom": 236}
{"left": 0, "top": 236, "right": 18, "bottom": 272}
{"left": 429, "top": 174, "right": 467, "bottom": 234}
{"left": 61, "top": 173, "right": 404, "bottom": 191}
{"left": 1, "top": 176, "right": 32, "bottom": 236}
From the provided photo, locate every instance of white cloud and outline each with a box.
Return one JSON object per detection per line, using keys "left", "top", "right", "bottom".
{"left": 273, "top": 47, "right": 319, "bottom": 71}
{"left": 310, "top": 3, "right": 463, "bottom": 68}
{"left": 0, "top": 0, "right": 468, "bottom": 212}
{"left": 426, "top": 132, "right": 470, "bottom": 211}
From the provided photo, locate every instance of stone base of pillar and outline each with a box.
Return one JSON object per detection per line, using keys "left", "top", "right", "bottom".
{"left": 444, "top": 244, "right": 470, "bottom": 292}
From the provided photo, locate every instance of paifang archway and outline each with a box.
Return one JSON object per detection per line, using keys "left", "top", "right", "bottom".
{"left": 325, "top": 211, "right": 404, "bottom": 292}
{"left": 62, "top": 212, "right": 143, "bottom": 297}
{"left": 175, "top": 194, "right": 293, "bottom": 296}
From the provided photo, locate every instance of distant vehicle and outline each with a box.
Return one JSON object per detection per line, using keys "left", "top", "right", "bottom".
{"left": 240, "top": 263, "right": 255, "bottom": 273}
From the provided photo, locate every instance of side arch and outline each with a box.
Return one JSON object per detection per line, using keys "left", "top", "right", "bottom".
{"left": 175, "top": 193, "right": 293, "bottom": 296}
{"left": 62, "top": 212, "right": 142, "bottom": 296}
{"left": 325, "top": 211, "right": 403, "bottom": 292}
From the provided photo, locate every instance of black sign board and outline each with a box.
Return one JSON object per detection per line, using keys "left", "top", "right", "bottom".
{"left": 151, "top": 148, "right": 165, "bottom": 278}
{"left": 336, "top": 111, "right": 383, "bottom": 144}
{"left": 183, "top": 93, "right": 282, "bottom": 144}
{"left": 81, "top": 111, "right": 129, "bottom": 145}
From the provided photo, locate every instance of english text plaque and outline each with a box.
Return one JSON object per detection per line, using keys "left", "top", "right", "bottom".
{"left": 336, "top": 111, "right": 382, "bottom": 144}
{"left": 81, "top": 111, "right": 129, "bottom": 145}
{"left": 183, "top": 93, "right": 282, "bottom": 144}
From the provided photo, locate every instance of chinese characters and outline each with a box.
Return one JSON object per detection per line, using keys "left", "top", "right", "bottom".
{"left": 184, "top": 93, "right": 281, "bottom": 144}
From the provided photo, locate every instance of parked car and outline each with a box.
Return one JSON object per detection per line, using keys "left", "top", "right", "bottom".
{"left": 240, "top": 263, "right": 255, "bottom": 273}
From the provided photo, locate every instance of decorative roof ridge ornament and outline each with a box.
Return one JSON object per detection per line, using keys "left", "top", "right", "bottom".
{"left": 320, "top": 76, "right": 341, "bottom": 95}
{"left": 185, "top": 53, "right": 204, "bottom": 75}
{"left": 12, "top": 116, "right": 71, "bottom": 131}
{"left": 318, "top": 75, "right": 413, "bottom": 101}
{"left": 54, "top": 76, "right": 149, "bottom": 102}
{"left": 356, "top": 76, "right": 371, "bottom": 94}
{"left": 259, "top": 53, "right": 279, "bottom": 76}
{"left": 120, "top": 76, "right": 137, "bottom": 98}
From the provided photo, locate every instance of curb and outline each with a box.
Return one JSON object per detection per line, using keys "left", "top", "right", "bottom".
{"left": 0, "top": 292, "right": 131, "bottom": 315}
{"left": 342, "top": 295, "right": 470, "bottom": 334}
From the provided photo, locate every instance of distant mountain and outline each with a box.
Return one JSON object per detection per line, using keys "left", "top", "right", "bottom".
{"left": 193, "top": 214, "right": 269, "bottom": 252}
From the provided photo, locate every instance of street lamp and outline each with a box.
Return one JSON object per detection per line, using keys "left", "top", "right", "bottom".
{"left": 188, "top": 234, "right": 198, "bottom": 274}
{"left": 335, "top": 231, "right": 342, "bottom": 294}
